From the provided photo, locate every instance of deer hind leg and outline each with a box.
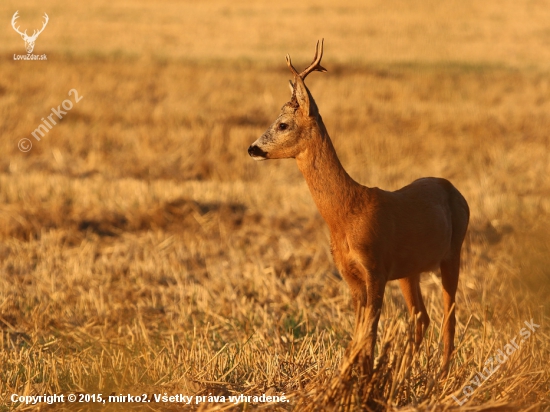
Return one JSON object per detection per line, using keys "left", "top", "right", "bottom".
{"left": 399, "top": 274, "right": 430, "bottom": 347}
{"left": 440, "top": 254, "right": 460, "bottom": 374}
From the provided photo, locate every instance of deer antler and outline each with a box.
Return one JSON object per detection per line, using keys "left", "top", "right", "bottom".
{"left": 11, "top": 11, "right": 27, "bottom": 37}
{"left": 29, "top": 13, "right": 49, "bottom": 40}
{"left": 286, "top": 39, "right": 327, "bottom": 81}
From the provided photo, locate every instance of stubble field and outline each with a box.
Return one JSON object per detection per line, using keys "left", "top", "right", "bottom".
{"left": 0, "top": 0, "right": 549, "bottom": 410}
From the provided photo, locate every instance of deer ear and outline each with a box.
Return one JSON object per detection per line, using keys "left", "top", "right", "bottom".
{"left": 293, "top": 76, "right": 311, "bottom": 116}
{"left": 288, "top": 80, "right": 294, "bottom": 96}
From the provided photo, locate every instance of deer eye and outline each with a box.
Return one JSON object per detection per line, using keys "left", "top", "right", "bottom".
{"left": 278, "top": 123, "right": 288, "bottom": 131}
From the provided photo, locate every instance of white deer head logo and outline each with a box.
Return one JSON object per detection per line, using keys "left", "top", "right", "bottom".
{"left": 11, "top": 11, "right": 49, "bottom": 54}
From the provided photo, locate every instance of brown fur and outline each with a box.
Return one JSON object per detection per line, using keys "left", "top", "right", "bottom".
{"left": 248, "top": 41, "right": 470, "bottom": 375}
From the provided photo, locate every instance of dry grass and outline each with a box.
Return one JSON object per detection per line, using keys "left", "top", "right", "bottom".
{"left": 1, "top": 0, "right": 549, "bottom": 411}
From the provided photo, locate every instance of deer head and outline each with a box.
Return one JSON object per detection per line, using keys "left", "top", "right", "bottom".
{"left": 12, "top": 11, "right": 49, "bottom": 54}
{"left": 248, "top": 40, "right": 327, "bottom": 160}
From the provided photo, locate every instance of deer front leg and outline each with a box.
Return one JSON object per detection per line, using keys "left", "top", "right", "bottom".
{"left": 339, "top": 259, "right": 386, "bottom": 375}
{"left": 338, "top": 267, "right": 367, "bottom": 334}
{"left": 358, "top": 274, "right": 386, "bottom": 375}
{"left": 351, "top": 283, "right": 368, "bottom": 335}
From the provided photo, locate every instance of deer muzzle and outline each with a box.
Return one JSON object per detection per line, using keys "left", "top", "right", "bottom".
{"left": 247, "top": 144, "right": 268, "bottom": 160}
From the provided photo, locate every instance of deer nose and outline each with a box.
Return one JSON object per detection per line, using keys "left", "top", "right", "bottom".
{"left": 248, "top": 145, "right": 267, "bottom": 158}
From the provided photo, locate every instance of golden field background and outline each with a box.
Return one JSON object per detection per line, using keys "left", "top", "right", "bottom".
{"left": 0, "top": 0, "right": 549, "bottom": 410}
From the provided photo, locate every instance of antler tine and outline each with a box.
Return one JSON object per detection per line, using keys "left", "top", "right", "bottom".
{"left": 286, "top": 54, "right": 300, "bottom": 78}
{"left": 11, "top": 11, "right": 26, "bottom": 36}
{"left": 34, "top": 13, "right": 49, "bottom": 37}
{"left": 298, "top": 39, "right": 327, "bottom": 80}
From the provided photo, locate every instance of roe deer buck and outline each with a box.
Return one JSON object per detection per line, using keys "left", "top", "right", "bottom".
{"left": 248, "top": 40, "right": 470, "bottom": 374}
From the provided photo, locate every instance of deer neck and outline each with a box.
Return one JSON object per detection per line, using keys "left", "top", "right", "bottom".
{"left": 295, "top": 119, "right": 362, "bottom": 230}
